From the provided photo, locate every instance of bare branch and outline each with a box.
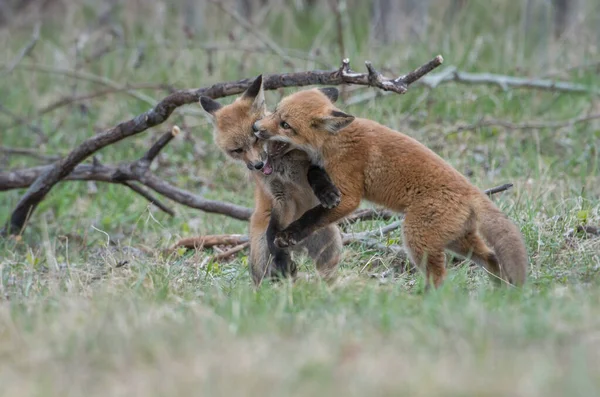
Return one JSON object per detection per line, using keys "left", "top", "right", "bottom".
{"left": 4, "top": 22, "right": 41, "bottom": 75}
{"left": 420, "top": 66, "right": 598, "bottom": 95}
{"left": 338, "top": 56, "right": 443, "bottom": 94}
{"left": 0, "top": 131, "right": 253, "bottom": 221}
{"left": 2, "top": 57, "right": 443, "bottom": 236}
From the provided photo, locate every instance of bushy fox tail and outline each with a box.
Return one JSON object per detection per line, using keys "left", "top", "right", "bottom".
{"left": 476, "top": 198, "right": 528, "bottom": 286}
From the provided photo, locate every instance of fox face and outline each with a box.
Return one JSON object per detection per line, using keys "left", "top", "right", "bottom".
{"left": 252, "top": 87, "right": 355, "bottom": 162}
{"left": 200, "top": 75, "right": 289, "bottom": 175}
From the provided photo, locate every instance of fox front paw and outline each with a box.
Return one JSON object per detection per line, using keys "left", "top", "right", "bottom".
{"left": 316, "top": 186, "right": 341, "bottom": 209}
{"left": 274, "top": 231, "right": 298, "bottom": 248}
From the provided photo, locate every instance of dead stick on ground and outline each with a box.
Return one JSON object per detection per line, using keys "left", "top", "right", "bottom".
{"left": 1, "top": 56, "right": 443, "bottom": 236}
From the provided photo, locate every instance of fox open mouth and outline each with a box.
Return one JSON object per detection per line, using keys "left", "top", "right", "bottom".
{"left": 261, "top": 158, "right": 273, "bottom": 175}
{"left": 267, "top": 141, "right": 290, "bottom": 158}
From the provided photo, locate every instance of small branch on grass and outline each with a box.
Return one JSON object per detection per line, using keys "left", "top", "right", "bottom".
{"left": 213, "top": 242, "right": 251, "bottom": 260}
{"left": 1, "top": 56, "right": 443, "bottom": 236}
{"left": 170, "top": 234, "right": 250, "bottom": 251}
{"left": 564, "top": 225, "right": 600, "bottom": 239}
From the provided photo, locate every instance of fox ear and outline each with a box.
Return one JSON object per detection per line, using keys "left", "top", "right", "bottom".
{"left": 314, "top": 110, "right": 355, "bottom": 134}
{"left": 200, "top": 96, "right": 222, "bottom": 116}
{"left": 243, "top": 74, "right": 266, "bottom": 113}
{"left": 318, "top": 87, "right": 339, "bottom": 103}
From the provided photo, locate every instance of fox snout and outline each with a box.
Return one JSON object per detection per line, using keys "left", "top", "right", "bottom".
{"left": 246, "top": 159, "right": 265, "bottom": 170}
{"left": 252, "top": 121, "right": 270, "bottom": 140}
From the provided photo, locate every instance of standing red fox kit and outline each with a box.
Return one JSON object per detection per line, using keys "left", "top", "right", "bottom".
{"left": 253, "top": 87, "right": 528, "bottom": 288}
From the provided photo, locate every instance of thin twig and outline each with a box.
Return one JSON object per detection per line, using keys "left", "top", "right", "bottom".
{"left": 213, "top": 242, "right": 251, "bottom": 260}
{"left": 2, "top": 56, "right": 443, "bottom": 236}
{"left": 0, "top": 104, "right": 46, "bottom": 140}
{"left": 4, "top": 22, "right": 41, "bottom": 75}
{"left": 207, "top": 0, "right": 297, "bottom": 67}
{"left": 121, "top": 181, "right": 174, "bottom": 216}
{"left": 0, "top": 146, "right": 61, "bottom": 162}
{"left": 37, "top": 84, "right": 175, "bottom": 115}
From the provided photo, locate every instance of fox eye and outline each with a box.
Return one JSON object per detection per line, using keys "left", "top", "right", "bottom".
{"left": 280, "top": 121, "right": 291, "bottom": 130}
{"left": 231, "top": 148, "right": 244, "bottom": 154}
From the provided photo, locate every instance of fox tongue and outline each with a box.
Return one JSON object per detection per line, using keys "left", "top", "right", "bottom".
{"left": 262, "top": 159, "right": 273, "bottom": 175}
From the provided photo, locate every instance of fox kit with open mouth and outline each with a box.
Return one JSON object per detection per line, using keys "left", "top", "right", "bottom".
{"left": 253, "top": 87, "right": 528, "bottom": 289}
{"left": 200, "top": 76, "right": 342, "bottom": 286}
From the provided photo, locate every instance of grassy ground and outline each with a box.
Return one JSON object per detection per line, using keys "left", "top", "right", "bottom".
{"left": 1, "top": 1, "right": 600, "bottom": 396}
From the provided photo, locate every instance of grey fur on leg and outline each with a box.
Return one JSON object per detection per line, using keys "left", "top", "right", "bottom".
{"left": 301, "top": 225, "right": 343, "bottom": 282}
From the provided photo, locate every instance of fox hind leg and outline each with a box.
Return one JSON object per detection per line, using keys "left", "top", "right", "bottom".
{"left": 303, "top": 225, "right": 343, "bottom": 282}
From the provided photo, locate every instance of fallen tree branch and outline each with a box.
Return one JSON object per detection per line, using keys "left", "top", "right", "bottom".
{"left": 1, "top": 56, "right": 443, "bottom": 236}
{"left": 0, "top": 128, "right": 253, "bottom": 220}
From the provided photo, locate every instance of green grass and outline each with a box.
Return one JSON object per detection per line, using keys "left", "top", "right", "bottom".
{"left": 1, "top": 1, "right": 600, "bottom": 396}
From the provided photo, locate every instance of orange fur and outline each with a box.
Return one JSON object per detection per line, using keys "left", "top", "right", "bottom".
{"left": 254, "top": 88, "right": 528, "bottom": 288}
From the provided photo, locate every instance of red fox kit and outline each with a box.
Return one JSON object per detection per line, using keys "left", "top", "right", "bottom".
{"left": 253, "top": 87, "right": 528, "bottom": 288}
{"left": 200, "top": 76, "right": 342, "bottom": 285}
